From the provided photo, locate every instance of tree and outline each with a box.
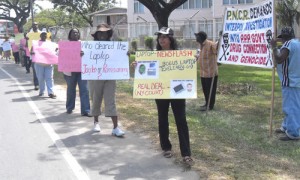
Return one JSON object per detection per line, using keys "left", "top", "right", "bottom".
{"left": 0, "top": 0, "right": 35, "bottom": 32}
{"left": 275, "top": 0, "right": 300, "bottom": 27}
{"left": 52, "top": 0, "right": 117, "bottom": 27}
{"left": 137, "top": 0, "right": 188, "bottom": 28}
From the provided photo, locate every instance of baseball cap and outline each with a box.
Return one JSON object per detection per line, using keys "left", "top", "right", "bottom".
{"left": 154, "top": 27, "right": 174, "bottom": 35}
{"left": 277, "top": 26, "right": 295, "bottom": 38}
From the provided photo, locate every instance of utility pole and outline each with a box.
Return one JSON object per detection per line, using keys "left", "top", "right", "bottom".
{"left": 30, "top": 0, "right": 34, "bottom": 27}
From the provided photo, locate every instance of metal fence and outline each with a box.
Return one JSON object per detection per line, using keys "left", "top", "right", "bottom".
{"left": 50, "top": 19, "right": 221, "bottom": 50}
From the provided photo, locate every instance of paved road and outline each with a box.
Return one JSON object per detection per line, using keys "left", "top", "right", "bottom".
{"left": 0, "top": 60, "right": 200, "bottom": 180}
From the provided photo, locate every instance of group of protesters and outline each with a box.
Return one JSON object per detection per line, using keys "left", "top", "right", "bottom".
{"left": 1, "top": 21, "right": 299, "bottom": 167}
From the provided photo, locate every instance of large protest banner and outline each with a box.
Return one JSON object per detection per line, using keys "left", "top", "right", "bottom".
{"left": 81, "top": 41, "right": 129, "bottom": 80}
{"left": 217, "top": 0, "right": 274, "bottom": 68}
{"left": 31, "top": 40, "right": 58, "bottom": 64}
{"left": 58, "top": 41, "right": 81, "bottom": 72}
{"left": 133, "top": 50, "right": 197, "bottom": 99}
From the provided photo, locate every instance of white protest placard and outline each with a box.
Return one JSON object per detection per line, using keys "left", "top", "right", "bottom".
{"left": 81, "top": 41, "right": 129, "bottom": 80}
{"left": 217, "top": 0, "right": 274, "bottom": 68}
{"left": 2, "top": 41, "right": 12, "bottom": 51}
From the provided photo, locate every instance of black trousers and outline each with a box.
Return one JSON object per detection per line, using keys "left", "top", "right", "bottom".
{"left": 24, "top": 56, "right": 31, "bottom": 73}
{"left": 13, "top": 52, "right": 20, "bottom": 64}
{"left": 155, "top": 99, "right": 191, "bottom": 157}
{"left": 201, "top": 76, "right": 218, "bottom": 109}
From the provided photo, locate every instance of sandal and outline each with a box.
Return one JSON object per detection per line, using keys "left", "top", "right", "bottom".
{"left": 183, "top": 156, "right": 194, "bottom": 166}
{"left": 163, "top": 150, "right": 173, "bottom": 158}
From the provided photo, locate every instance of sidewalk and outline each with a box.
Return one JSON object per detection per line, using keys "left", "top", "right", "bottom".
{"left": 2, "top": 60, "right": 200, "bottom": 180}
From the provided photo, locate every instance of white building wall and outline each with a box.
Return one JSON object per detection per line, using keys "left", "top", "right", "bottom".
{"left": 127, "top": 0, "right": 281, "bottom": 47}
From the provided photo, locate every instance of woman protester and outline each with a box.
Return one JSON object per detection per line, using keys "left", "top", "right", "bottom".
{"left": 89, "top": 24, "right": 125, "bottom": 137}
{"left": 133, "top": 27, "right": 194, "bottom": 166}
{"left": 63, "top": 28, "right": 91, "bottom": 117}
{"left": 31, "top": 31, "right": 56, "bottom": 99}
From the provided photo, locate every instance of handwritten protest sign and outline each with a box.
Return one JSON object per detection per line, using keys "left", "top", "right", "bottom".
{"left": 133, "top": 50, "right": 197, "bottom": 99}
{"left": 81, "top": 41, "right": 129, "bottom": 80}
{"left": 217, "top": 0, "right": 274, "bottom": 68}
{"left": 58, "top": 41, "right": 81, "bottom": 72}
{"left": 31, "top": 40, "right": 58, "bottom": 64}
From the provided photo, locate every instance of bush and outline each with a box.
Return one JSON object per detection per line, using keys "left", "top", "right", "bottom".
{"left": 144, "top": 36, "right": 154, "bottom": 50}
{"left": 131, "top": 39, "right": 138, "bottom": 52}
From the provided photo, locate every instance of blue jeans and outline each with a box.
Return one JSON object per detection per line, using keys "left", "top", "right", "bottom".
{"left": 281, "top": 87, "right": 300, "bottom": 139}
{"left": 64, "top": 73, "right": 90, "bottom": 114}
{"left": 34, "top": 63, "right": 54, "bottom": 95}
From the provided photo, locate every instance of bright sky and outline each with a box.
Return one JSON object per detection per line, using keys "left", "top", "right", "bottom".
{"left": 10, "top": 0, "right": 127, "bottom": 17}
{"left": 35, "top": 0, "right": 127, "bottom": 9}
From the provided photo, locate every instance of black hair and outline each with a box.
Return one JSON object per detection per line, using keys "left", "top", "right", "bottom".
{"left": 68, "top": 28, "right": 81, "bottom": 41}
{"left": 195, "top": 31, "right": 207, "bottom": 42}
{"left": 156, "top": 34, "right": 178, "bottom": 50}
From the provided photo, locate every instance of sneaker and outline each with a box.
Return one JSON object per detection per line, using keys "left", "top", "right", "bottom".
{"left": 66, "top": 110, "right": 73, "bottom": 114}
{"left": 81, "top": 113, "right": 92, "bottom": 117}
{"left": 93, "top": 123, "right": 101, "bottom": 132}
{"left": 279, "top": 135, "right": 299, "bottom": 141}
{"left": 49, "top": 94, "right": 57, "bottom": 99}
{"left": 112, "top": 127, "right": 125, "bottom": 137}
{"left": 275, "top": 128, "right": 285, "bottom": 134}
{"left": 34, "top": 86, "right": 39, "bottom": 91}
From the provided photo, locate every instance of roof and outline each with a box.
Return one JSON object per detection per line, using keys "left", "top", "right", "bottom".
{"left": 88, "top": 7, "right": 127, "bottom": 16}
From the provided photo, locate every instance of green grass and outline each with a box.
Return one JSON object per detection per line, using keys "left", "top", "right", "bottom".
{"left": 54, "top": 57, "right": 300, "bottom": 179}
{"left": 115, "top": 61, "right": 300, "bottom": 179}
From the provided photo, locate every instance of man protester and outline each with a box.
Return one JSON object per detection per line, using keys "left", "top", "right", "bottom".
{"left": 271, "top": 26, "right": 300, "bottom": 141}
{"left": 194, "top": 31, "right": 218, "bottom": 111}
{"left": 28, "top": 22, "right": 40, "bottom": 90}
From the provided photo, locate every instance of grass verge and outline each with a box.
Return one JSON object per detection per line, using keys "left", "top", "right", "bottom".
{"left": 54, "top": 61, "right": 300, "bottom": 179}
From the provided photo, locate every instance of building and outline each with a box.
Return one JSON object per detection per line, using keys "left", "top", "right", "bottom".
{"left": 127, "top": 0, "right": 262, "bottom": 43}
{"left": 88, "top": 0, "right": 296, "bottom": 48}
{"left": 88, "top": 7, "right": 128, "bottom": 40}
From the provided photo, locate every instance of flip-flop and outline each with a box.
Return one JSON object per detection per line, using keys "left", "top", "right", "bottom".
{"left": 163, "top": 150, "right": 173, "bottom": 158}
{"left": 183, "top": 156, "right": 194, "bottom": 166}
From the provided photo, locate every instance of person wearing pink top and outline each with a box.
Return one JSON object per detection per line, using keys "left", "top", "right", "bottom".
{"left": 20, "top": 33, "right": 31, "bottom": 73}
{"left": 20, "top": 32, "right": 39, "bottom": 90}
{"left": 11, "top": 41, "right": 20, "bottom": 64}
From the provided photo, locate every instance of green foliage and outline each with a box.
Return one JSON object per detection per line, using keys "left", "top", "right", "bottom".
{"left": 144, "top": 36, "right": 154, "bottom": 50}
{"left": 0, "top": 0, "right": 32, "bottom": 32}
{"left": 131, "top": 39, "right": 138, "bottom": 52}
{"left": 23, "top": 9, "right": 88, "bottom": 34}
{"left": 51, "top": 0, "right": 117, "bottom": 26}
{"left": 275, "top": 0, "right": 300, "bottom": 26}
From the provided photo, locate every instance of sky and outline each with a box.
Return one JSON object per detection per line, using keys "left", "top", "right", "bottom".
{"left": 35, "top": 0, "right": 127, "bottom": 9}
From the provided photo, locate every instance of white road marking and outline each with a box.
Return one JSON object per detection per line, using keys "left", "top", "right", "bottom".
{"left": 0, "top": 67, "right": 90, "bottom": 180}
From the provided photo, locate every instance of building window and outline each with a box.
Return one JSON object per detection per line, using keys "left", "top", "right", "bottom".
{"left": 223, "top": 0, "right": 253, "bottom": 4}
{"left": 134, "top": 0, "right": 144, "bottom": 13}
{"left": 198, "top": 20, "right": 213, "bottom": 39}
{"left": 179, "top": 0, "right": 212, "bottom": 9}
